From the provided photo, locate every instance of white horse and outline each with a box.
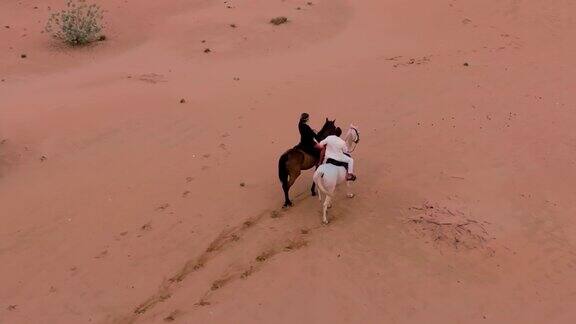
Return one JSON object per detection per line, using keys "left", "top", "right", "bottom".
{"left": 313, "top": 124, "right": 360, "bottom": 224}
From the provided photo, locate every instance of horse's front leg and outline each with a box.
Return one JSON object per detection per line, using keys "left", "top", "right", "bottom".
{"left": 346, "top": 181, "right": 355, "bottom": 198}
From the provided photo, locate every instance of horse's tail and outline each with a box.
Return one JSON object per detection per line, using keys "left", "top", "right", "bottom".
{"left": 278, "top": 152, "right": 290, "bottom": 187}
{"left": 313, "top": 166, "right": 333, "bottom": 198}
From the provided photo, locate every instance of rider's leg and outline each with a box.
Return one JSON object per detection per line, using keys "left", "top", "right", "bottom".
{"left": 316, "top": 145, "right": 326, "bottom": 166}
{"left": 340, "top": 155, "right": 356, "bottom": 180}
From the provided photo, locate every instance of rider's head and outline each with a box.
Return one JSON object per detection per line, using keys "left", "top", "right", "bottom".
{"left": 300, "top": 113, "right": 310, "bottom": 123}
{"left": 335, "top": 127, "right": 342, "bottom": 137}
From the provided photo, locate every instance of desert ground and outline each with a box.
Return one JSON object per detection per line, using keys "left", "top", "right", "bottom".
{"left": 1, "top": 0, "right": 576, "bottom": 323}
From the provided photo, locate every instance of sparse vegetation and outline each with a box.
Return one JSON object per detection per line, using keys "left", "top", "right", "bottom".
{"left": 45, "top": 0, "right": 104, "bottom": 46}
{"left": 270, "top": 16, "right": 289, "bottom": 25}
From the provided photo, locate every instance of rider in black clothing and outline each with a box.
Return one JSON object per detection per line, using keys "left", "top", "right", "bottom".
{"left": 296, "top": 113, "right": 321, "bottom": 158}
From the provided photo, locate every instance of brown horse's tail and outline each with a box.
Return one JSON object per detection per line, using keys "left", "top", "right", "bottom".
{"left": 278, "top": 151, "right": 290, "bottom": 186}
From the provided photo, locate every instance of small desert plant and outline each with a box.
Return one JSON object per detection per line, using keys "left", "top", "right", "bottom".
{"left": 45, "top": 0, "right": 104, "bottom": 46}
{"left": 270, "top": 17, "right": 289, "bottom": 25}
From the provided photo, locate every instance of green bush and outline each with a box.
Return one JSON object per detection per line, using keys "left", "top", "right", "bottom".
{"left": 45, "top": 0, "right": 104, "bottom": 46}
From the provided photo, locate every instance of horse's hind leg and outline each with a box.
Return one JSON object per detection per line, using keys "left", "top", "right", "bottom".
{"left": 283, "top": 169, "right": 301, "bottom": 207}
{"left": 322, "top": 196, "right": 332, "bottom": 224}
{"left": 282, "top": 181, "right": 292, "bottom": 208}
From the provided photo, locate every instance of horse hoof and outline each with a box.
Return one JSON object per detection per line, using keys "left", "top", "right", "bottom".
{"left": 322, "top": 220, "right": 329, "bottom": 225}
{"left": 327, "top": 204, "right": 332, "bottom": 209}
{"left": 347, "top": 193, "right": 355, "bottom": 198}
{"left": 311, "top": 191, "right": 317, "bottom": 197}
{"left": 283, "top": 202, "right": 293, "bottom": 208}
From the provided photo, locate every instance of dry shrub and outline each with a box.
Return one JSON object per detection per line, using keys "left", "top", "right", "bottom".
{"left": 270, "top": 17, "right": 289, "bottom": 25}
{"left": 45, "top": 0, "right": 104, "bottom": 46}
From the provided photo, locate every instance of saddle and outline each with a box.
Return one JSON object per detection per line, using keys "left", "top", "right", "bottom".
{"left": 294, "top": 144, "right": 321, "bottom": 159}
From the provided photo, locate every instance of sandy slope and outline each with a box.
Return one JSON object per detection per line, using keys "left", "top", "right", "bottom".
{"left": 1, "top": 0, "right": 576, "bottom": 323}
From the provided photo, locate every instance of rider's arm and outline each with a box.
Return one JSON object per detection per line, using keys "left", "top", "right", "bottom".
{"left": 343, "top": 142, "right": 350, "bottom": 154}
{"left": 315, "top": 138, "right": 326, "bottom": 150}
{"left": 302, "top": 124, "right": 314, "bottom": 136}
{"left": 304, "top": 124, "right": 319, "bottom": 141}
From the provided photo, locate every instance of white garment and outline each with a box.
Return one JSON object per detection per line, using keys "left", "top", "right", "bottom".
{"left": 319, "top": 135, "right": 354, "bottom": 174}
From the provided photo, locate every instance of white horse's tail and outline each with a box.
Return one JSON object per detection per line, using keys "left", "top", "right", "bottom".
{"left": 313, "top": 167, "right": 333, "bottom": 198}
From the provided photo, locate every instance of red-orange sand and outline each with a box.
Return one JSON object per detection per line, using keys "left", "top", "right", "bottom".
{"left": 1, "top": 0, "right": 576, "bottom": 323}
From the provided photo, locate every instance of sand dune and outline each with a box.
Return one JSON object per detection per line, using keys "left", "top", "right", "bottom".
{"left": 1, "top": 0, "right": 576, "bottom": 323}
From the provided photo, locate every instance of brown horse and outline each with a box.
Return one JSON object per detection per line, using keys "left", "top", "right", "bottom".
{"left": 278, "top": 118, "right": 338, "bottom": 207}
